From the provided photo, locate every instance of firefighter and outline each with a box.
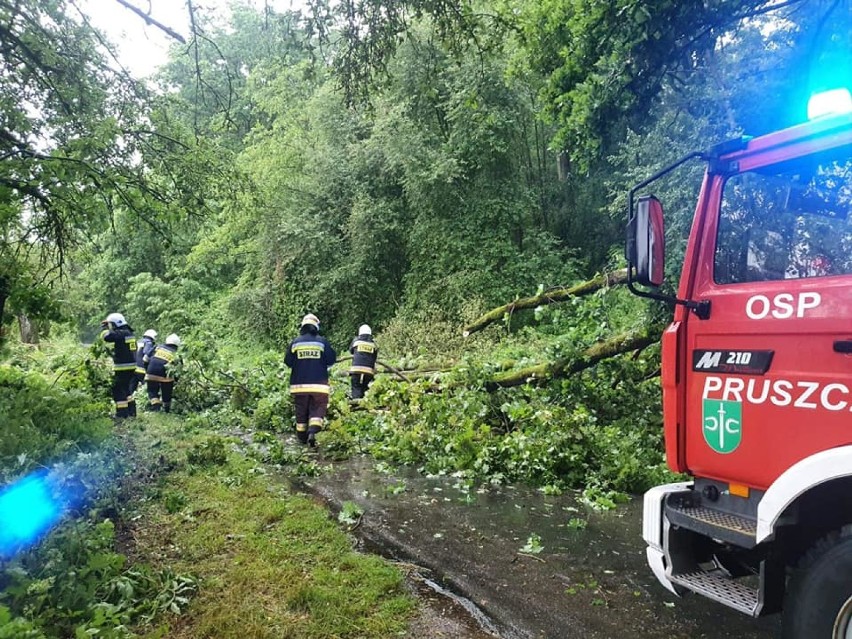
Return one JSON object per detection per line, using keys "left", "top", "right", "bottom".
{"left": 348, "top": 324, "right": 378, "bottom": 400}
{"left": 100, "top": 312, "right": 137, "bottom": 419}
{"left": 129, "top": 329, "right": 157, "bottom": 413}
{"left": 145, "top": 333, "right": 181, "bottom": 413}
{"left": 284, "top": 314, "right": 337, "bottom": 448}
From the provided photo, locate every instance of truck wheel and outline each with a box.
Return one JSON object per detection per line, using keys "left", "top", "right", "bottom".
{"left": 782, "top": 526, "right": 852, "bottom": 639}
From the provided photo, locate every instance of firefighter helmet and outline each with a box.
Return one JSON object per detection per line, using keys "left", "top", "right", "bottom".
{"left": 143, "top": 329, "right": 157, "bottom": 339}
{"left": 105, "top": 312, "right": 126, "bottom": 327}
{"left": 301, "top": 313, "right": 320, "bottom": 329}
{"left": 359, "top": 324, "right": 372, "bottom": 336}
{"left": 165, "top": 333, "right": 181, "bottom": 346}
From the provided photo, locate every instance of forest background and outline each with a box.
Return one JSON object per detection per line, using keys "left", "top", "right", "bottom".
{"left": 0, "top": 0, "right": 848, "bottom": 635}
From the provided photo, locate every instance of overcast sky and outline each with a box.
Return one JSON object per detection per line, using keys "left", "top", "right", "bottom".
{"left": 80, "top": 0, "right": 294, "bottom": 78}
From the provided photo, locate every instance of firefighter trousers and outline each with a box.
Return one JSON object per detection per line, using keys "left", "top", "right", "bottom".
{"left": 147, "top": 380, "right": 174, "bottom": 412}
{"left": 292, "top": 392, "right": 328, "bottom": 444}
{"left": 112, "top": 370, "right": 135, "bottom": 418}
{"left": 350, "top": 373, "right": 374, "bottom": 399}
{"left": 127, "top": 372, "right": 145, "bottom": 416}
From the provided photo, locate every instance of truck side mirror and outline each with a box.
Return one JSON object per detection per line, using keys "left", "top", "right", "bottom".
{"left": 627, "top": 195, "right": 666, "bottom": 287}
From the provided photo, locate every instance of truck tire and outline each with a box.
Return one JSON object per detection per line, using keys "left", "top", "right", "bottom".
{"left": 782, "top": 525, "right": 852, "bottom": 639}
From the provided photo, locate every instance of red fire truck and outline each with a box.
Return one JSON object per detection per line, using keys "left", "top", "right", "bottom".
{"left": 626, "top": 88, "right": 852, "bottom": 638}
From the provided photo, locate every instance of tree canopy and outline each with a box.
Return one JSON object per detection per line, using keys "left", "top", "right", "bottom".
{"left": 0, "top": 0, "right": 846, "bottom": 348}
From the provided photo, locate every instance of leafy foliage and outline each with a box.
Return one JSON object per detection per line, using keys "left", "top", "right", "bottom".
{"left": 0, "top": 363, "right": 111, "bottom": 479}
{"left": 322, "top": 316, "right": 674, "bottom": 505}
{"left": 0, "top": 518, "right": 197, "bottom": 638}
{"left": 186, "top": 436, "right": 228, "bottom": 467}
{"left": 520, "top": 533, "right": 544, "bottom": 554}
{"left": 338, "top": 501, "right": 364, "bottom": 526}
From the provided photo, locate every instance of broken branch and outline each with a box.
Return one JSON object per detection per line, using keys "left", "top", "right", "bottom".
{"left": 463, "top": 269, "right": 628, "bottom": 337}
{"left": 113, "top": 0, "right": 187, "bottom": 43}
{"left": 335, "top": 356, "right": 412, "bottom": 383}
{"left": 485, "top": 330, "right": 657, "bottom": 390}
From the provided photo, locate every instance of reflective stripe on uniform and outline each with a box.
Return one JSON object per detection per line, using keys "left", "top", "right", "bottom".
{"left": 115, "top": 400, "right": 129, "bottom": 408}
{"left": 308, "top": 417, "right": 323, "bottom": 426}
{"left": 349, "top": 365, "right": 375, "bottom": 375}
{"left": 291, "top": 341, "right": 326, "bottom": 352}
{"left": 153, "top": 347, "right": 175, "bottom": 362}
{"left": 114, "top": 363, "right": 136, "bottom": 371}
{"left": 135, "top": 366, "right": 146, "bottom": 374}
{"left": 290, "top": 384, "right": 330, "bottom": 394}
{"left": 296, "top": 423, "right": 308, "bottom": 432}
{"left": 150, "top": 398, "right": 162, "bottom": 405}
{"left": 145, "top": 374, "right": 174, "bottom": 382}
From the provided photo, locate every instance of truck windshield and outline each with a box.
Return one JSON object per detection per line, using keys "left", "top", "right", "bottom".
{"left": 715, "top": 154, "right": 852, "bottom": 284}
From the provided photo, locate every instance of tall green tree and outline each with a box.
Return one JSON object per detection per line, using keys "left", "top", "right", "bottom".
{"left": 0, "top": 0, "right": 247, "bottom": 341}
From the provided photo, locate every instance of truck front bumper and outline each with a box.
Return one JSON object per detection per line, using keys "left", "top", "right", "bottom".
{"left": 642, "top": 481, "right": 693, "bottom": 595}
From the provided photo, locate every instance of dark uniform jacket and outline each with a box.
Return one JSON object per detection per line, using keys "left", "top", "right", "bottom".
{"left": 284, "top": 333, "right": 337, "bottom": 394}
{"left": 348, "top": 334, "right": 378, "bottom": 375}
{"left": 135, "top": 337, "right": 156, "bottom": 374}
{"left": 101, "top": 326, "right": 137, "bottom": 371}
{"left": 145, "top": 344, "right": 179, "bottom": 382}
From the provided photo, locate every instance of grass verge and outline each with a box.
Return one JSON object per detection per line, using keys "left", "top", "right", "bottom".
{"left": 128, "top": 414, "right": 415, "bottom": 639}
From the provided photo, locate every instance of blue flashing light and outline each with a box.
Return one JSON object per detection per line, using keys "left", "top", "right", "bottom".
{"left": 0, "top": 473, "right": 63, "bottom": 558}
{"left": 807, "top": 88, "right": 852, "bottom": 120}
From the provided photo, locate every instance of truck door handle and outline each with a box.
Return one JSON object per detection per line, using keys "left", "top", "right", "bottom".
{"left": 834, "top": 340, "right": 852, "bottom": 354}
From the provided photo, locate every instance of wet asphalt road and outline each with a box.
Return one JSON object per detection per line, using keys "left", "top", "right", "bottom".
{"left": 296, "top": 455, "right": 780, "bottom": 639}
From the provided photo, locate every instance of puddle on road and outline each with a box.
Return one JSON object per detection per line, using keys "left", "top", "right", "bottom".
{"left": 420, "top": 577, "right": 503, "bottom": 637}
{"left": 291, "top": 455, "right": 780, "bottom": 639}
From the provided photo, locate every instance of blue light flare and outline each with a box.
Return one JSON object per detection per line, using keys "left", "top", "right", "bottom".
{"left": 0, "top": 473, "right": 64, "bottom": 559}
{"left": 807, "top": 88, "right": 852, "bottom": 120}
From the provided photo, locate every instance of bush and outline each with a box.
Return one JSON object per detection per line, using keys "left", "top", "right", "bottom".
{"left": 0, "top": 365, "right": 112, "bottom": 479}
{"left": 0, "top": 518, "right": 196, "bottom": 637}
{"left": 252, "top": 392, "right": 291, "bottom": 432}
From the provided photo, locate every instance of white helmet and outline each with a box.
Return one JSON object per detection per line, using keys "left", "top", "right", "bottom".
{"left": 105, "top": 312, "right": 126, "bottom": 327}
{"left": 143, "top": 329, "right": 157, "bottom": 339}
{"left": 359, "top": 324, "right": 372, "bottom": 336}
{"left": 301, "top": 313, "right": 320, "bottom": 329}
{"left": 165, "top": 333, "right": 181, "bottom": 346}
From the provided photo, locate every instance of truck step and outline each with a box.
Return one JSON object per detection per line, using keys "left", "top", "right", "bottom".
{"left": 670, "top": 570, "right": 760, "bottom": 616}
{"left": 665, "top": 502, "right": 757, "bottom": 548}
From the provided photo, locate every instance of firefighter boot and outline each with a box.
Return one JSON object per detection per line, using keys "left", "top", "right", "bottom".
{"left": 307, "top": 422, "right": 321, "bottom": 450}
{"left": 296, "top": 423, "right": 308, "bottom": 445}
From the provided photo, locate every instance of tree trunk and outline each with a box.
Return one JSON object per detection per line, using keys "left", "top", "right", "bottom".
{"left": 0, "top": 276, "right": 8, "bottom": 346}
{"left": 18, "top": 314, "right": 39, "bottom": 345}
{"left": 485, "top": 330, "right": 657, "bottom": 390}
{"left": 463, "top": 269, "right": 628, "bottom": 337}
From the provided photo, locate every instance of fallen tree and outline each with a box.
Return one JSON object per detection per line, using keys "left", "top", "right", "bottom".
{"left": 485, "top": 329, "right": 657, "bottom": 390}
{"left": 335, "top": 356, "right": 413, "bottom": 382}
{"left": 378, "top": 331, "right": 657, "bottom": 390}
{"left": 462, "top": 269, "right": 628, "bottom": 337}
